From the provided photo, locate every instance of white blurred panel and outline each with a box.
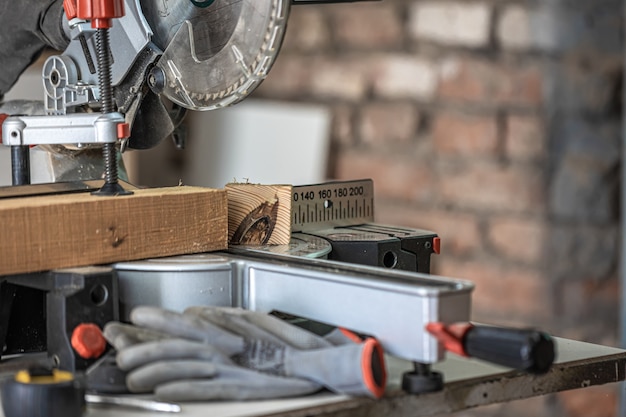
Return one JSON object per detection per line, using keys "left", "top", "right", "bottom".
{"left": 183, "top": 100, "right": 330, "bottom": 188}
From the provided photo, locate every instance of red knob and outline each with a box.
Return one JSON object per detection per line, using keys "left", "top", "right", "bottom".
{"left": 117, "top": 122, "right": 130, "bottom": 139}
{"left": 63, "top": 0, "right": 78, "bottom": 20}
{"left": 77, "top": 0, "right": 125, "bottom": 29}
{"left": 71, "top": 323, "right": 107, "bottom": 359}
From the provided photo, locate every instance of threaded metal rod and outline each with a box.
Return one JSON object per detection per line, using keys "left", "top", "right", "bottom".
{"left": 101, "top": 143, "right": 118, "bottom": 184}
{"left": 96, "top": 28, "right": 118, "bottom": 187}
{"left": 96, "top": 28, "right": 114, "bottom": 114}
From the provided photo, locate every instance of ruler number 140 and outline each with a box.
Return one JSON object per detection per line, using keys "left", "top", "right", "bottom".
{"left": 293, "top": 191, "right": 315, "bottom": 202}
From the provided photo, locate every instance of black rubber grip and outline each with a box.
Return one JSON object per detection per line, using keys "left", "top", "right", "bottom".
{"left": 1, "top": 374, "right": 85, "bottom": 417}
{"left": 464, "top": 325, "right": 555, "bottom": 374}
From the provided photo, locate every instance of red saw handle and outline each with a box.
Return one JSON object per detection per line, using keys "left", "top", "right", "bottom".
{"left": 427, "top": 322, "right": 555, "bottom": 374}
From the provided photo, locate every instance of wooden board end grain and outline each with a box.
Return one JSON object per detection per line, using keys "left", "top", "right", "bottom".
{"left": 226, "top": 183, "right": 292, "bottom": 245}
{"left": 0, "top": 186, "right": 227, "bottom": 276}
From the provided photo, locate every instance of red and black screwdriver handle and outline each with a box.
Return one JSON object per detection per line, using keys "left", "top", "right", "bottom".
{"left": 427, "top": 322, "right": 556, "bottom": 374}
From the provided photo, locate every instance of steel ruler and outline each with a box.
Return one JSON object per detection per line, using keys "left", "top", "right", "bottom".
{"left": 291, "top": 179, "right": 374, "bottom": 232}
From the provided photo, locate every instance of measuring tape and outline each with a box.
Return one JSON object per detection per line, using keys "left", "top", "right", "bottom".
{"left": 291, "top": 179, "right": 374, "bottom": 232}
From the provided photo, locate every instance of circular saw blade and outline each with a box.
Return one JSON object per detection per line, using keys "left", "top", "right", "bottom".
{"left": 143, "top": 0, "right": 290, "bottom": 111}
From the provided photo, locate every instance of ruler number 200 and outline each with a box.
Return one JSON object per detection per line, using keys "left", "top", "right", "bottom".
{"left": 333, "top": 186, "right": 364, "bottom": 198}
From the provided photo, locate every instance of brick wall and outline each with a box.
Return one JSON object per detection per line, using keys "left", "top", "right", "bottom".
{"left": 253, "top": 0, "right": 623, "bottom": 415}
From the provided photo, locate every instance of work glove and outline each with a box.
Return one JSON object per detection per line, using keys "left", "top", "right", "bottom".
{"left": 103, "top": 306, "right": 386, "bottom": 401}
{"left": 104, "top": 335, "right": 322, "bottom": 401}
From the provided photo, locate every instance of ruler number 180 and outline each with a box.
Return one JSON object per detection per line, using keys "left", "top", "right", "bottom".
{"left": 332, "top": 186, "right": 365, "bottom": 198}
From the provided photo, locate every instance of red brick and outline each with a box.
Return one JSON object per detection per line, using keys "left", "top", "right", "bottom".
{"left": 438, "top": 161, "right": 545, "bottom": 213}
{"left": 359, "top": 103, "right": 418, "bottom": 144}
{"left": 255, "top": 54, "right": 311, "bottom": 99}
{"left": 555, "top": 277, "right": 620, "bottom": 335}
{"left": 497, "top": 5, "right": 558, "bottom": 52}
{"left": 432, "top": 112, "right": 499, "bottom": 156}
{"left": 487, "top": 217, "right": 547, "bottom": 264}
{"left": 259, "top": 56, "right": 370, "bottom": 101}
{"left": 333, "top": 150, "right": 435, "bottom": 203}
{"left": 557, "top": 322, "right": 618, "bottom": 349}
{"left": 281, "top": 7, "right": 330, "bottom": 52}
{"left": 309, "top": 57, "right": 368, "bottom": 101}
{"left": 375, "top": 203, "right": 481, "bottom": 257}
{"left": 438, "top": 58, "right": 544, "bottom": 107}
{"left": 371, "top": 55, "right": 438, "bottom": 100}
{"left": 331, "top": 4, "right": 403, "bottom": 49}
{"left": 437, "top": 259, "right": 551, "bottom": 322}
{"left": 408, "top": 2, "right": 492, "bottom": 48}
{"left": 506, "top": 115, "right": 547, "bottom": 160}
{"left": 557, "top": 385, "right": 618, "bottom": 417}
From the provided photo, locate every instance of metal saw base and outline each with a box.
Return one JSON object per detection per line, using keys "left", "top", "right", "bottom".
{"left": 114, "top": 251, "right": 473, "bottom": 365}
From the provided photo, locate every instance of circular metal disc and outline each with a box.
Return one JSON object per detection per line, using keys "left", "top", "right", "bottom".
{"left": 233, "top": 233, "right": 332, "bottom": 259}
{"left": 143, "top": 0, "right": 290, "bottom": 110}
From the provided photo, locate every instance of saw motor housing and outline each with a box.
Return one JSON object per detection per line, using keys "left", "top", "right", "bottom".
{"left": 1, "top": 0, "right": 292, "bottom": 176}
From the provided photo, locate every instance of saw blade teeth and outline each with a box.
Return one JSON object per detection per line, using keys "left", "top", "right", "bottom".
{"left": 151, "top": 0, "right": 290, "bottom": 111}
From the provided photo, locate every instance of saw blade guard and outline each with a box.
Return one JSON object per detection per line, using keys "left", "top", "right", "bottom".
{"left": 151, "top": 0, "right": 290, "bottom": 111}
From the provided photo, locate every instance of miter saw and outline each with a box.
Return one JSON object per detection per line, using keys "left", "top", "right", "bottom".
{"left": 0, "top": 0, "right": 556, "bottom": 397}
{"left": 1, "top": 0, "right": 302, "bottom": 191}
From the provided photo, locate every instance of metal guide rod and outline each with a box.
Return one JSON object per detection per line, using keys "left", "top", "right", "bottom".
{"left": 292, "top": 179, "right": 375, "bottom": 232}
{"left": 10, "top": 146, "right": 30, "bottom": 186}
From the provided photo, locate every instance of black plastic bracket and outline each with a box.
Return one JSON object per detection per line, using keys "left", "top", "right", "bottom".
{"left": 402, "top": 362, "right": 444, "bottom": 394}
{"left": 0, "top": 267, "right": 119, "bottom": 372}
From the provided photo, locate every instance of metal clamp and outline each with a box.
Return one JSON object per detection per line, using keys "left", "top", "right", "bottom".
{"left": 2, "top": 113, "right": 126, "bottom": 147}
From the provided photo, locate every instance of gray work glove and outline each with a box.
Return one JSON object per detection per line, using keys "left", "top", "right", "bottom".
{"left": 104, "top": 335, "right": 321, "bottom": 401}
{"left": 104, "top": 306, "right": 386, "bottom": 401}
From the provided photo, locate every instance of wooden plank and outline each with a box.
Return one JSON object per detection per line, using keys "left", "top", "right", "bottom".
{"left": 0, "top": 186, "right": 227, "bottom": 276}
{"left": 226, "top": 183, "right": 292, "bottom": 245}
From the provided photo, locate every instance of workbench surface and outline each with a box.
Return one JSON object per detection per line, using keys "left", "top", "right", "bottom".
{"left": 2, "top": 338, "right": 625, "bottom": 417}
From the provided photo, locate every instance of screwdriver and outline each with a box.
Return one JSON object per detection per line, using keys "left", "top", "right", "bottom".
{"left": 86, "top": 394, "right": 181, "bottom": 413}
